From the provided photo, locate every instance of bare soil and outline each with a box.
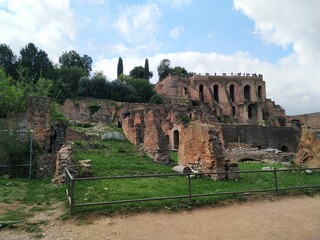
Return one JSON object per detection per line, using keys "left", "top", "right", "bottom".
{"left": 1, "top": 195, "right": 320, "bottom": 240}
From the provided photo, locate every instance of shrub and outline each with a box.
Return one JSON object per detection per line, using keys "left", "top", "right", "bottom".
{"left": 149, "top": 94, "right": 164, "bottom": 104}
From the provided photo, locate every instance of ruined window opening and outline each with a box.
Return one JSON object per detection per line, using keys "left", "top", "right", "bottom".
{"left": 229, "top": 84, "right": 235, "bottom": 102}
{"left": 258, "top": 86, "right": 262, "bottom": 100}
{"left": 199, "top": 84, "right": 204, "bottom": 102}
{"left": 184, "top": 87, "right": 188, "bottom": 96}
{"left": 244, "top": 85, "right": 251, "bottom": 101}
{"left": 232, "top": 106, "right": 236, "bottom": 117}
{"left": 173, "top": 130, "right": 179, "bottom": 150}
{"left": 280, "top": 146, "right": 289, "bottom": 152}
{"left": 213, "top": 84, "right": 219, "bottom": 103}
{"left": 248, "top": 104, "right": 256, "bottom": 119}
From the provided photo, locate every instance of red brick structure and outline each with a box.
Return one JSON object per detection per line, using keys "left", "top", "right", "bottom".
{"left": 155, "top": 73, "right": 285, "bottom": 125}
{"left": 179, "top": 123, "right": 226, "bottom": 180}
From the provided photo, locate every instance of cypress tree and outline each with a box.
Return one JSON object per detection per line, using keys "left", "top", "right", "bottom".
{"left": 117, "top": 57, "right": 123, "bottom": 79}
{"left": 144, "top": 58, "right": 149, "bottom": 80}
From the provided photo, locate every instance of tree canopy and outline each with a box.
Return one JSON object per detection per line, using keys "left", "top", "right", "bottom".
{"left": 157, "top": 59, "right": 172, "bottom": 81}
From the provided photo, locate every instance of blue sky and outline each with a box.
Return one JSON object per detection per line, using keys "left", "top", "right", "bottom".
{"left": 1, "top": 0, "right": 319, "bottom": 115}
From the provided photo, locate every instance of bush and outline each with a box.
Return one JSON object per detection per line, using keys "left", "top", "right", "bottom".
{"left": 149, "top": 94, "right": 164, "bottom": 104}
{"left": 88, "top": 101, "right": 101, "bottom": 115}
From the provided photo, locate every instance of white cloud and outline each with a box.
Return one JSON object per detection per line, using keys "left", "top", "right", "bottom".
{"left": 114, "top": 3, "right": 161, "bottom": 45}
{"left": 153, "top": 0, "right": 192, "bottom": 9}
{"left": 0, "top": 0, "right": 75, "bottom": 62}
{"left": 232, "top": 0, "right": 320, "bottom": 114}
{"left": 170, "top": 26, "right": 184, "bottom": 39}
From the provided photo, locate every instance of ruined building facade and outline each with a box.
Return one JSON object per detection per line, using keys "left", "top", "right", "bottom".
{"left": 155, "top": 73, "right": 286, "bottom": 126}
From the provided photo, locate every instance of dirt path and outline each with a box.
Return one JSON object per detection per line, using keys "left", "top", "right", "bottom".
{"left": 1, "top": 195, "right": 320, "bottom": 240}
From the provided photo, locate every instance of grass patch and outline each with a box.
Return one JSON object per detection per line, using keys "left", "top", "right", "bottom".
{"left": 69, "top": 125, "right": 320, "bottom": 214}
{"left": 2, "top": 123, "right": 320, "bottom": 218}
{"left": 0, "top": 178, "right": 65, "bottom": 226}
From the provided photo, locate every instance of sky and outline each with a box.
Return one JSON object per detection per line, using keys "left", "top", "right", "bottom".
{"left": 0, "top": 0, "right": 320, "bottom": 115}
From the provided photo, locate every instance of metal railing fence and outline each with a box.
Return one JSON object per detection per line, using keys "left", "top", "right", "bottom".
{"left": 65, "top": 168, "right": 320, "bottom": 214}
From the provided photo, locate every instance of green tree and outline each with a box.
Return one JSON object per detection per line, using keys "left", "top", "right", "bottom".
{"left": 172, "top": 66, "right": 188, "bottom": 76}
{"left": 0, "top": 43, "right": 17, "bottom": 78}
{"left": 77, "top": 76, "right": 91, "bottom": 97}
{"left": 109, "top": 79, "right": 133, "bottom": 101}
{"left": 117, "top": 57, "right": 123, "bottom": 79}
{"left": 0, "top": 67, "right": 53, "bottom": 117}
{"left": 144, "top": 58, "right": 153, "bottom": 80}
{"left": 157, "top": 59, "right": 172, "bottom": 81}
{"left": 129, "top": 66, "right": 145, "bottom": 79}
{"left": 18, "top": 43, "right": 53, "bottom": 83}
{"left": 125, "top": 77, "right": 155, "bottom": 102}
{"left": 53, "top": 66, "right": 87, "bottom": 101}
{"left": 59, "top": 50, "right": 92, "bottom": 75}
{"left": 90, "top": 72, "right": 108, "bottom": 98}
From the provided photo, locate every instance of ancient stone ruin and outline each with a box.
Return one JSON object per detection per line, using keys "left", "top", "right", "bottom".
{"left": 178, "top": 123, "right": 227, "bottom": 180}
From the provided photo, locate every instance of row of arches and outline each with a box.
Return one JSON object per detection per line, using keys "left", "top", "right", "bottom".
{"left": 198, "top": 84, "right": 263, "bottom": 103}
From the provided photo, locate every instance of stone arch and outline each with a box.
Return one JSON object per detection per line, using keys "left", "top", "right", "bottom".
{"left": 258, "top": 85, "right": 262, "bottom": 100}
{"left": 173, "top": 130, "right": 180, "bottom": 150}
{"left": 281, "top": 145, "right": 289, "bottom": 152}
{"left": 199, "top": 84, "right": 204, "bottom": 102}
{"left": 229, "top": 84, "right": 235, "bottom": 102}
{"left": 244, "top": 85, "right": 251, "bottom": 101}
{"left": 213, "top": 84, "right": 219, "bottom": 103}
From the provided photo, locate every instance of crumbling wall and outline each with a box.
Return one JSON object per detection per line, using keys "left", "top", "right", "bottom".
{"left": 143, "top": 109, "right": 170, "bottom": 164}
{"left": 221, "top": 124, "right": 300, "bottom": 152}
{"left": 27, "top": 97, "right": 51, "bottom": 148}
{"left": 178, "top": 123, "right": 226, "bottom": 180}
{"left": 295, "top": 127, "right": 320, "bottom": 168}
{"left": 289, "top": 112, "right": 320, "bottom": 130}
{"left": 61, "top": 99, "right": 117, "bottom": 123}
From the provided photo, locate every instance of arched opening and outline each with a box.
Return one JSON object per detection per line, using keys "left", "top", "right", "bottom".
{"left": 229, "top": 84, "right": 235, "bottom": 102}
{"left": 173, "top": 130, "right": 179, "bottom": 150}
{"left": 248, "top": 104, "right": 257, "bottom": 119}
{"left": 258, "top": 86, "right": 262, "bottom": 100}
{"left": 213, "top": 84, "right": 219, "bottom": 103}
{"left": 281, "top": 146, "right": 289, "bottom": 152}
{"left": 244, "top": 85, "right": 251, "bottom": 101}
{"left": 232, "top": 106, "right": 236, "bottom": 117}
{"left": 199, "top": 85, "right": 204, "bottom": 102}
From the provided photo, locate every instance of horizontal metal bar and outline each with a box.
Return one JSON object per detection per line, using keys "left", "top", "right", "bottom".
{"left": 72, "top": 167, "right": 320, "bottom": 181}
{"left": 74, "top": 195, "right": 190, "bottom": 207}
{"left": 278, "top": 185, "right": 320, "bottom": 191}
{"left": 192, "top": 188, "right": 276, "bottom": 198}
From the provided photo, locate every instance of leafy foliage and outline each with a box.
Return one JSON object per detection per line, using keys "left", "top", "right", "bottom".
{"left": 129, "top": 66, "right": 145, "bottom": 79}
{"left": 0, "top": 43, "right": 17, "bottom": 78}
{"left": 149, "top": 94, "right": 164, "bottom": 104}
{"left": 0, "top": 68, "right": 53, "bottom": 117}
{"left": 157, "top": 59, "right": 172, "bottom": 81}
{"left": 18, "top": 43, "right": 54, "bottom": 83}
{"left": 59, "top": 50, "right": 92, "bottom": 75}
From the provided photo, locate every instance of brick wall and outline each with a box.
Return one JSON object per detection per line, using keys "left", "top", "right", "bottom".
{"left": 221, "top": 124, "right": 300, "bottom": 152}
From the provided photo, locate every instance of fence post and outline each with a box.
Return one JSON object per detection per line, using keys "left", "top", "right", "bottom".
{"left": 28, "top": 129, "right": 33, "bottom": 178}
{"left": 70, "top": 177, "right": 74, "bottom": 215}
{"left": 65, "top": 169, "right": 75, "bottom": 215}
{"left": 273, "top": 169, "right": 279, "bottom": 193}
{"left": 187, "top": 174, "right": 192, "bottom": 204}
